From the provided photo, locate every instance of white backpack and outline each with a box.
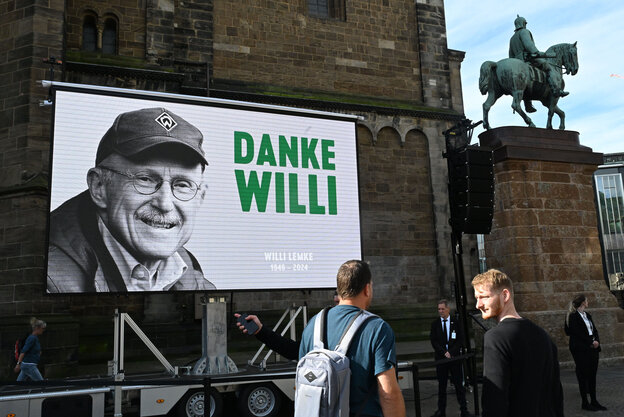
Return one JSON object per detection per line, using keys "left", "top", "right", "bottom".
{"left": 294, "top": 307, "right": 376, "bottom": 417}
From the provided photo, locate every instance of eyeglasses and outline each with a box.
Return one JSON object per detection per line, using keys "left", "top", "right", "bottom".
{"left": 98, "top": 166, "right": 201, "bottom": 201}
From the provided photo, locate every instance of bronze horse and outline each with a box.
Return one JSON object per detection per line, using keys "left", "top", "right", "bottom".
{"left": 479, "top": 42, "right": 578, "bottom": 130}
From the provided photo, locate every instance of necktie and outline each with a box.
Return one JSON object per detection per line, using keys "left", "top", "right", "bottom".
{"left": 443, "top": 319, "right": 448, "bottom": 347}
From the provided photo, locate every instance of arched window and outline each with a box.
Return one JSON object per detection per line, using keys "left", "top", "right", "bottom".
{"left": 82, "top": 15, "right": 97, "bottom": 52}
{"left": 102, "top": 17, "right": 117, "bottom": 54}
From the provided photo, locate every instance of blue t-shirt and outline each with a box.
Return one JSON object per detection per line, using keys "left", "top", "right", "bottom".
{"left": 21, "top": 334, "right": 41, "bottom": 364}
{"left": 298, "top": 305, "right": 397, "bottom": 416}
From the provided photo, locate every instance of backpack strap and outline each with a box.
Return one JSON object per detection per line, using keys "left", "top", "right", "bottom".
{"left": 312, "top": 307, "right": 329, "bottom": 350}
{"left": 335, "top": 309, "right": 377, "bottom": 355}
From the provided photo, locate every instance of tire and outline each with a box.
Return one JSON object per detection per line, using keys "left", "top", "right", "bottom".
{"left": 237, "top": 383, "right": 283, "bottom": 417}
{"left": 176, "top": 388, "right": 223, "bottom": 417}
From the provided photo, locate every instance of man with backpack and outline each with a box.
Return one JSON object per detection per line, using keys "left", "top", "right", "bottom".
{"left": 296, "top": 260, "right": 405, "bottom": 417}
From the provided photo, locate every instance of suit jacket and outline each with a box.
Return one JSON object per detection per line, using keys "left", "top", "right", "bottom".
{"left": 430, "top": 315, "right": 464, "bottom": 360}
{"left": 565, "top": 310, "right": 601, "bottom": 353}
{"left": 47, "top": 190, "right": 216, "bottom": 293}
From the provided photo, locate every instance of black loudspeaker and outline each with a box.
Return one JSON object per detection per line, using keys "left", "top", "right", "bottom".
{"left": 448, "top": 146, "right": 494, "bottom": 234}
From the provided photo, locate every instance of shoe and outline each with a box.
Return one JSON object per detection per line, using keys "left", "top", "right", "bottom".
{"left": 590, "top": 402, "right": 607, "bottom": 411}
{"left": 430, "top": 410, "right": 445, "bottom": 417}
{"left": 525, "top": 103, "right": 537, "bottom": 113}
{"left": 582, "top": 403, "right": 598, "bottom": 411}
{"left": 560, "top": 91, "right": 569, "bottom": 97}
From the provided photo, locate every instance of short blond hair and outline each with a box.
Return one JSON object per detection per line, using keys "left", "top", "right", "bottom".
{"left": 471, "top": 269, "right": 514, "bottom": 295}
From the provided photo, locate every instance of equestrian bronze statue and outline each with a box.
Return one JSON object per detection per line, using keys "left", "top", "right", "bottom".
{"left": 479, "top": 16, "right": 578, "bottom": 130}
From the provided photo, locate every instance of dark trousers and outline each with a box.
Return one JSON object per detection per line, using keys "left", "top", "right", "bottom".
{"left": 571, "top": 349, "right": 599, "bottom": 404}
{"left": 436, "top": 360, "right": 467, "bottom": 412}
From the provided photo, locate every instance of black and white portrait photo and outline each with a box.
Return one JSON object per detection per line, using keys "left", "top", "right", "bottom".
{"left": 47, "top": 107, "right": 216, "bottom": 292}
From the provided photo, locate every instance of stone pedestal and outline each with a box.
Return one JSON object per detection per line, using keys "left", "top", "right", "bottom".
{"left": 479, "top": 127, "right": 624, "bottom": 364}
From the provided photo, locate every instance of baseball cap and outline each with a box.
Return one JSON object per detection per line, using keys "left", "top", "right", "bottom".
{"left": 95, "top": 107, "right": 208, "bottom": 166}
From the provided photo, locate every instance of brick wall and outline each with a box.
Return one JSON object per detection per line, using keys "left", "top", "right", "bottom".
{"left": 358, "top": 125, "right": 439, "bottom": 299}
{"left": 212, "top": 0, "right": 429, "bottom": 102}
{"left": 65, "top": 0, "right": 146, "bottom": 58}
{"left": 415, "top": 0, "right": 451, "bottom": 108}
{"left": 480, "top": 128, "right": 624, "bottom": 363}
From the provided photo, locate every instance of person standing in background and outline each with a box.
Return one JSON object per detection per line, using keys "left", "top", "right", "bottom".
{"left": 565, "top": 294, "right": 607, "bottom": 411}
{"left": 429, "top": 299, "right": 472, "bottom": 417}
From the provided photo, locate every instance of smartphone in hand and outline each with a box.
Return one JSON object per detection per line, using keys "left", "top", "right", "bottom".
{"left": 237, "top": 313, "right": 259, "bottom": 335}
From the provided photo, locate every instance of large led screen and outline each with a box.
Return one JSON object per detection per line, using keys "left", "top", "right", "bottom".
{"left": 46, "top": 85, "right": 361, "bottom": 293}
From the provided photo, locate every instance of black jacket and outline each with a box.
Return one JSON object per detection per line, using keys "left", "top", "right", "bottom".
{"left": 255, "top": 326, "right": 300, "bottom": 360}
{"left": 47, "top": 191, "right": 215, "bottom": 292}
{"left": 565, "top": 310, "right": 601, "bottom": 353}
{"left": 430, "top": 315, "right": 464, "bottom": 360}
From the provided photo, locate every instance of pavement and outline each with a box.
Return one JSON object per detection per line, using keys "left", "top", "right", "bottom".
{"left": 403, "top": 363, "right": 624, "bottom": 417}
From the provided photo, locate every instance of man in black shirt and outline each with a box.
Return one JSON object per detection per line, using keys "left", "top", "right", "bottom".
{"left": 472, "top": 269, "right": 564, "bottom": 417}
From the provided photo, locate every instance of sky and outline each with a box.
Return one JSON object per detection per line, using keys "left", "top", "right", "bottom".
{"left": 444, "top": 0, "right": 624, "bottom": 154}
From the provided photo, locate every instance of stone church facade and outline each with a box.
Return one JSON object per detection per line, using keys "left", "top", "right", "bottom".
{"left": 1, "top": 0, "right": 474, "bottom": 376}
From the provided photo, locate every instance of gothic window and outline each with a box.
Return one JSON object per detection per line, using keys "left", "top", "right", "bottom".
{"left": 102, "top": 17, "right": 118, "bottom": 54}
{"left": 308, "top": 0, "right": 346, "bottom": 20}
{"left": 82, "top": 15, "right": 97, "bottom": 52}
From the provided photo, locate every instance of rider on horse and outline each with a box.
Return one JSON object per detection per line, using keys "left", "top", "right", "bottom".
{"left": 509, "top": 15, "right": 569, "bottom": 112}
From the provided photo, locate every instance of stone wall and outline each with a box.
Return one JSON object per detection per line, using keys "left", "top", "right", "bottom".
{"left": 65, "top": 0, "right": 146, "bottom": 57}
{"left": 414, "top": 0, "right": 452, "bottom": 108}
{"left": 480, "top": 128, "right": 624, "bottom": 363}
{"left": 212, "top": 0, "right": 432, "bottom": 102}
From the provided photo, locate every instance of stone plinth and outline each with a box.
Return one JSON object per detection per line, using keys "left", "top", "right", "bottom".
{"left": 479, "top": 127, "right": 624, "bottom": 364}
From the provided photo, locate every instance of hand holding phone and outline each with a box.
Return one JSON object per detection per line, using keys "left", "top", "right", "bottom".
{"left": 235, "top": 313, "right": 260, "bottom": 335}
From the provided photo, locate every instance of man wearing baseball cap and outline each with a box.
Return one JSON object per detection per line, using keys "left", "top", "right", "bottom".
{"left": 47, "top": 108, "right": 216, "bottom": 292}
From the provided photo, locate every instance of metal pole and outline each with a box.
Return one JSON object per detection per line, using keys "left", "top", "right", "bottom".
{"left": 202, "top": 295, "right": 209, "bottom": 361}
{"left": 412, "top": 363, "right": 421, "bottom": 417}
{"left": 203, "top": 377, "right": 211, "bottom": 417}
{"left": 289, "top": 304, "right": 296, "bottom": 341}
{"left": 119, "top": 314, "right": 125, "bottom": 373}
{"left": 113, "top": 310, "right": 123, "bottom": 417}
{"left": 450, "top": 230, "right": 480, "bottom": 415}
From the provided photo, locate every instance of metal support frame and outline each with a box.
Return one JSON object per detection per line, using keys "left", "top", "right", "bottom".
{"left": 249, "top": 305, "right": 307, "bottom": 368}
{"left": 112, "top": 309, "right": 178, "bottom": 416}
{"left": 192, "top": 295, "right": 238, "bottom": 375}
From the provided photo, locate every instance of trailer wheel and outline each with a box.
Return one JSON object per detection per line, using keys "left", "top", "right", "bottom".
{"left": 176, "top": 388, "right": 223, "bottom": 417}
{"left": 237, "top": 383, "right": 282, "bottom": 417}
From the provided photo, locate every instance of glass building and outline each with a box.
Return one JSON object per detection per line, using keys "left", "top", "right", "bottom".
{"left": 594, "top": 153, "right": 624, "bottom": 295}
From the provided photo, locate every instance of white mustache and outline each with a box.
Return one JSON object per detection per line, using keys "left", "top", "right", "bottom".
{"left": 136, "top": 208, "right": 182, "bottom": 229}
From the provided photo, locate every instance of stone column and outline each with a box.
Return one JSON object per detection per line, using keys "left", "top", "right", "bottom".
{"left": 479, "top": 127, "right": 624, "bottom": 363}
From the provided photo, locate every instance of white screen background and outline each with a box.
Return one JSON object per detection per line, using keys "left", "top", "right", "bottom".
{"left": 49, "top": 89, "right": 361, "bottom": 291}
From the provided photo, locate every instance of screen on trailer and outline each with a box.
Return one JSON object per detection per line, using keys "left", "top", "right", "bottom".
{"left": 46, "top": 87, "right": 361, "bottom": 293}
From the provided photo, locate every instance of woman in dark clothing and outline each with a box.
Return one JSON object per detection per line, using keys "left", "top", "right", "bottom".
{"left": 564, "top": 294, "right": 607, "bottom": 411}
{"left": 15, "top": 318, "right": 46, "bottom": 381}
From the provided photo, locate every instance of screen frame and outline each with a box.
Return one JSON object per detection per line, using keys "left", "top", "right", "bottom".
{"left": 43, "top": 81, "right": 364, "bottom": 295}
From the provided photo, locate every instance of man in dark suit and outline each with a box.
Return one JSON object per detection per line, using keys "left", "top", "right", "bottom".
{"left": 429, "top": 299, "right": 471, "bottom": 417}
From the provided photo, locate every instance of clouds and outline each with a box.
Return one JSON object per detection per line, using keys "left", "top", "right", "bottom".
{"left": 445, "top": 0, "right": 624, "bottom": 153}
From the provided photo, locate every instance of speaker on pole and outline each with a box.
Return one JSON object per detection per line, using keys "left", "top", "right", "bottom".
{"left": 448, "top": 145, "right": 494, "bottom": 234}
